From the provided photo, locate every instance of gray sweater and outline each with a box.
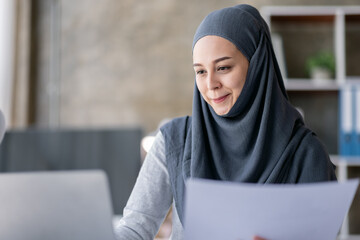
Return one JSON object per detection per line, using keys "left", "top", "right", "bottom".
{"left": 114, "top": 132, "right": 184, "bottom": 240}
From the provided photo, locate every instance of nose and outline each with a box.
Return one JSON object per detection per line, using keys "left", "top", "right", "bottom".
{"left": 207, "top": 72, "right": 221, "bottom": 90}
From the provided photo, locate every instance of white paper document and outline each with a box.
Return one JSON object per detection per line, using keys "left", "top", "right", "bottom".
{"left": 184, "top": 178, "right": 359, "bottom": 240}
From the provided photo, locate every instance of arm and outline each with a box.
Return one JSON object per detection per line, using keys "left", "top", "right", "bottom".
{"left": 114, "top": 132, "right": 173, "bottom": 239}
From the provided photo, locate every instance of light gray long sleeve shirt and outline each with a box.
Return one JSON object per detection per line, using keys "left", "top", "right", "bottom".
{"left": 114, "top": 131, "right": 184, "bottom": 240}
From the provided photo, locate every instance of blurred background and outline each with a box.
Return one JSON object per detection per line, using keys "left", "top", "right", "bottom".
{"left": 0, "top": 0, "right": 357, "bottom": 134}
{"left": 1, "top": 0, "right": 360, "bottom": 238}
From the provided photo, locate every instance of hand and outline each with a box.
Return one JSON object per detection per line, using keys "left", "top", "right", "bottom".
{"left": 253, "top": 235, "right": 266, "bottom": 240}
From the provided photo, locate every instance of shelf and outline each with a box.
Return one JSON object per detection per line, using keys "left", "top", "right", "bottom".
{"left": 262, "top": 6, "right": 360, "bottom": 17}
{"left": 285, "top": 79, "right": 339, "bottom": 91}
{"left": 284, "top": 78, "right": 360, "bottom": 91}
{"left": 337, "top": 235, "right": 360, "bottom": 240}
{"left": 331, "top": 155, "right": 360, "bottom": 167}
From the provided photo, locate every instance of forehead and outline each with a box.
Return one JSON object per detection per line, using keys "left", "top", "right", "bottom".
{"left": 193, "top": 35, "right": 242, "bottom": 63}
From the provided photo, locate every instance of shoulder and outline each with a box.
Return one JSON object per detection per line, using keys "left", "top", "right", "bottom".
{"left": 159, "top": 116, "right": 192, "bottom": 158}
{"left": 160, "top": 116, "right": 191, "bottom": 143}
{"left": 297, "top": 131, "right": 329, "bottom": 161}
{"left": 160, "top": 116, "right": 191, "bottom": 134}
{"left": 293, "top": 131, "right": 336, "bottom": 182}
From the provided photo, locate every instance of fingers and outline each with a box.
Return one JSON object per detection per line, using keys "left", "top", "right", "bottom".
{"left": 253, "top": 235, "right": 266, "bottom": 240}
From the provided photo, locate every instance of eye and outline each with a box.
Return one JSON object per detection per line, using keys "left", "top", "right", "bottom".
{"left": 196, "top": 69, "right": 206, "bottom": 75}
{"left": 217, "top": 66, "right": 231, "bottom": 72}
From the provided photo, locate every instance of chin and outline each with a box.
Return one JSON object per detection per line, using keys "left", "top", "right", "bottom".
{"left": 214, "top": 108, "right": 230, "bottom": 116}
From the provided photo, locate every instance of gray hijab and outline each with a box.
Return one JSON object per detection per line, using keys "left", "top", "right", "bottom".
{"left": 161, "top": 4, "right": 336, "bottom": 224}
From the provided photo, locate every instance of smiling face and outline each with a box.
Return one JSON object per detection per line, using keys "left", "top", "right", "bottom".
{"left": 193, "top": 35, "right": 249, "bottom": 116}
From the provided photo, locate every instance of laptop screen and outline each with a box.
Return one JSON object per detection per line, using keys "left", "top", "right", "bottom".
{"left": 0, "top": 170, "right": 116, "bottom": 240}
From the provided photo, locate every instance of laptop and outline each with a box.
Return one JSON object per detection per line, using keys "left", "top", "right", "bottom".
{"left": 0, "top": 170, "right": 116, "bottom": 240}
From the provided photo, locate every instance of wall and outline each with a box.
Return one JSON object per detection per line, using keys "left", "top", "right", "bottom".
{"left": 17, "top": 0, "right": 360, "bottom": 134}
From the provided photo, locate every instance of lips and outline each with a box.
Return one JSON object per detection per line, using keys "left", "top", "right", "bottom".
{"left": 212, "top": 94, "right": 230, "bottom": 104}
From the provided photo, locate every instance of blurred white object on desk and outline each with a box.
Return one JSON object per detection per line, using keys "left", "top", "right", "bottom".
{"left": 0, "top": 109, "right": 5, "bottom": 143}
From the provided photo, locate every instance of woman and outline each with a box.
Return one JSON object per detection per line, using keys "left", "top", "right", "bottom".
{"left": 115, "top": 4, "right": 336, "bottom": 240}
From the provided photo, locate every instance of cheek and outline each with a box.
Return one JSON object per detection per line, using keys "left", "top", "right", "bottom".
{"left": 227, "top": 73, "right": 246, "bottom": 97}
{"left": 224, "top": 74, "right": 242, "bottom": 89}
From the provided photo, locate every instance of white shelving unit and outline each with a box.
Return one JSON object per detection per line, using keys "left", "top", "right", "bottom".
{"left": 261, "top": 6, "right": 360, "bottom": 239}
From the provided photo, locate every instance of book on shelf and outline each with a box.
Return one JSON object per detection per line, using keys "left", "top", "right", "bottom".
{"left": 355, "top": 84, "right": 360, "bottom": 156}
{"left": 339, "top": 83, "right": 360, "bottom": 157}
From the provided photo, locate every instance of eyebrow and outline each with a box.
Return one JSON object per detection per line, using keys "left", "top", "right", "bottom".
{"left": 193, "top": 56, "right": 232, "bottom": 67}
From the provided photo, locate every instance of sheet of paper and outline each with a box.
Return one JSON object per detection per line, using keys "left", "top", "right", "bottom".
{"left": 184, "top": 178, "right": 359, "bottom": 240}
